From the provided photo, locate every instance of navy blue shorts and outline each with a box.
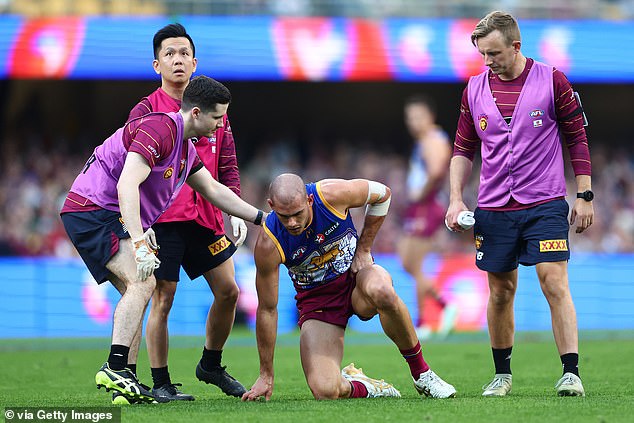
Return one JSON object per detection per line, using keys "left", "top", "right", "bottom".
{"left": 61, "top": 210, "right": 129, "bottom": 284}
{"left": 473, "top": 199, "right": 570, "bottom": 273}
{"left": 153, "top": 221, "right": 236, "bottom": 282}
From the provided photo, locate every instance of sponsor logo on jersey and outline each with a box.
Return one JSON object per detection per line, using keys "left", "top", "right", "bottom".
{"left": 208, "top": 235, "right": 231, "bottom": 256}
{"left": 292, "top": 246, "right": 307, "bottom": 260}
{"left": 315, "top": 233, "right": 325, "bottom": 243}
{"left": 539, "top": 239, "right": 568, "bottom": 252}
{"left": 478, "top": 114, "right": 488, "bottom": 131}
{"left": 164, "top": 166, "right": 174, "bottom": 179}
{"left": 147, "top": 145, "right": 160, "bottom": 158}
{"left": 530, "top": 109, "right": 544, "bottom": 118}
{"left": 324, "top": 222, "right": 340, "bottom": 236}
{"left": 533, "top": 119, "right": 543, "bottom": 128}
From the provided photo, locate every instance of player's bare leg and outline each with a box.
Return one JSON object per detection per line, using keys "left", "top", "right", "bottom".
{"left": 196, "top": 257, "right": 246, "bottom": 397}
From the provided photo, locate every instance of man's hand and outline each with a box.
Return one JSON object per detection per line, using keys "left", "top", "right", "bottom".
{"left": 132, "top": 238, "right": 160, "bottom": 281}
{"left": 241, "top": 376, "right": 274, "bottom": 402}
{"left": 350, "top": 250, "right": 374, "bottom": 274}
{"left": 134, "top": 228, "right": 159, "bottom": 251}
{"left": 570, "top": 199, "right": 594, "bottom": 233}
{"left": 230, "top": 216, "right": 248, "bottom": 246}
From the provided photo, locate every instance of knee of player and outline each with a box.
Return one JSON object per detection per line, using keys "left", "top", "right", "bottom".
{"left": 215, "top": 282, "right": 240, "bottom": 304}
{"left": 309, "top": 382, "right": 342, "bottom": 400}
{"left": 368, "top": 282, "right": 399, "bottom": 310}
{"left": 152, "top": 283, "right": 177, "bottom": 311}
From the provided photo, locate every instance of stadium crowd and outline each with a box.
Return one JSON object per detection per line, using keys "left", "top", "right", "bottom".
{"left": 1, "top": 133, "right": 632, "bottom": 257}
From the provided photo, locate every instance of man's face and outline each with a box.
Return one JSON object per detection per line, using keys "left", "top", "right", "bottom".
{"left": 269, "top": 195, "right": 314, "bottom": 236}
{"left": 475, "top": 30, "right": 520, "bottom": 79}
{"left": 404, "top": 103, "right": 433, "bottom": 137}
{"left": 153, "top": 37, "right": 197, "bottom": 85}
{"left": 192, "top": 103, "right": 229, "bottom": 138}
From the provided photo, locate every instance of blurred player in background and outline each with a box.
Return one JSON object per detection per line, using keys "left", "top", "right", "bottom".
{"left": 60, "top": 76, "right": 266, "bottom": 404}
{"left": 122, "top": 23, "right": 247, "bottom": 403}
{"left": 398, "top": 94, "right": 457, "bottom": 341}
{"left": 446, "top": 11, "right": 593, "bottom": 397}
{"left": 242, "top": 174, "right": 456, "bottom": 401}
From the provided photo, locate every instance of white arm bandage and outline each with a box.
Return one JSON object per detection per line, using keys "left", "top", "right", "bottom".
{"left": 365, "top": 181, "right": 391, "bottom": 216}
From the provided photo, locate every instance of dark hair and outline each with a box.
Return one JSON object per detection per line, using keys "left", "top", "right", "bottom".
{"left": 182, "top": 76, "right": 231, "bottom": 112}
{"left": 153, "top": 23, "right": 196, "bottom": 59}
{"left": 404, "top": 94, "right": 437, "bottom": 117}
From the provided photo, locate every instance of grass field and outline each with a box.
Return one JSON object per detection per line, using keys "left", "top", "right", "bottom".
{"left": 2, "top": 329, "right": 633, "bottom": 423}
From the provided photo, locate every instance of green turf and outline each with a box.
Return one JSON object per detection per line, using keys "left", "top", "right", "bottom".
{"left": 1, "top": 329, "right": 633, "bottom": 423}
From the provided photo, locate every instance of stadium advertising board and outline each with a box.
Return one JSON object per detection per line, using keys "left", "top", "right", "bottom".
{"left": 1, "top": 16, "right": 633, "bottom": 82}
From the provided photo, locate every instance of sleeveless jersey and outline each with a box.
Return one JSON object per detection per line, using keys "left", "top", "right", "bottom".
{"left": 263, "top": 182, "right": 358, "bottom": 291}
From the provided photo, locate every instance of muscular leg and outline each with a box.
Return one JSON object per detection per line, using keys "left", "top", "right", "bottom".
{"left": 486, "top": 270, "right": 517, "bottom": 349}
{"left": 202, "top": 257, "right": 240, "bottom": 350}
{"left": 300, "top": 319, "right": 350, "bottom": 400}
{"left": 106, "top": 240, "right": 156, "bottom": 347}
{"left": 536, "top": 261, "right": 578, "bottom": 355}
{"left": 352, "top": 265, "right": 418, "bottom": 350}
{"left": 145, "top": 280, "right": 177, "bottom": 368}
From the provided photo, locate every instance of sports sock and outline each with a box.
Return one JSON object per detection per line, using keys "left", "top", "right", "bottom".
{"left": 201, "top": 347, "right": 222, "bottom": 370}
{"left": 492, "top": 347, "right": 513, "bottom": 375}
{"left": 400, "top": 341, "right": 430, "bottom": 379}
{"left": 151, "top": 366, "right": 171, "bottom": 388}
{"left": 108, "top": 345, "right": 129, "bottom": 371}
{"left": 349, "top": 381, "right": 369, "bottom": 398}
{"left": 127, "top": 364, "right": 137, "bottom": 375}
{"left": 560, "top": 353, "right": 579, "bottom": 377}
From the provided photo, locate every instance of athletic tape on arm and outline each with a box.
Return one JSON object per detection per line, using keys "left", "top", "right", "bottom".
{"left": 365, "top": 181, "right": 391, "bottom": 216}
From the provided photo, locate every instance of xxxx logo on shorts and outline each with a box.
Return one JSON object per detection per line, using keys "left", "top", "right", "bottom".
{"left": 539, "top": 239, "right": 568, "bottom": 252}
{"left": 208, "top": 235, "right": 230, "bottom": 256}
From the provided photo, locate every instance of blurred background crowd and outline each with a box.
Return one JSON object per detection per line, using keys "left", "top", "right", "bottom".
{"left": 1, "top": 127, "right": 632, "bottom": 257}
{"left": 0, "top": 0, "right": 633, "bottom": 257}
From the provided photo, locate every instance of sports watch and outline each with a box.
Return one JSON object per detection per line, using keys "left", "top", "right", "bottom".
{"left": 576, "top": 190, "right": 594, "bottom": 201}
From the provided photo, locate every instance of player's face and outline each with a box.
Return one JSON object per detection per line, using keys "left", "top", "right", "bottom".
{"left": 476, "top": 30, "right": 521, "bottom": 80}
{"left": 153, "top": 37, "right": 197, "bottom": 86}
{"left": 193, "top": 103, "right": 229, "bottom": 138}
{"left": 404, "top": 103, "right": 433, "bottom": 137}
{"left": 272, "top": 195, "right": 314, "bottom": 236}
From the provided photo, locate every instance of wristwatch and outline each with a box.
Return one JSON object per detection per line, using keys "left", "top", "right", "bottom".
{"left": 576, "top": 190, "right": 594, "bottom": 202}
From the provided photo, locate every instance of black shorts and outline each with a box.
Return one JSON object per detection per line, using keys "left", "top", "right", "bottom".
{"left": 473, "top": 199, "right": 571, "bottom": 272}
{"left": 61, "top": 210, "right": 129, "bottom": 284}
{"left": 153, "top": 221, "right": 236, "bottom": 282}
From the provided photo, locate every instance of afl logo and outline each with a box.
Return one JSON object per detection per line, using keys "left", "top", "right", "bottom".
{"left": 292, "top": 246, "right": 306, "bottom": 260}
{"left": 530, "top": 109, "right": 544, "bottom": 118}
{"left": 478, "top": 114, "right": 488, "bottom": 131}
{"left": 315, "top": 234, "right": 325, "bottom": 244}
{"left": 163, "top": 166, "right": 174, "bottom": 179}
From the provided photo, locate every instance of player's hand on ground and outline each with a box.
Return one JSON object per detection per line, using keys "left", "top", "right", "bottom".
{"left": 571, "top": 199, "right": 594, "bottom": 233}
{"left": 241, "top": 376, "right": 273, "bottom": 402}
{"left": 230, "top": 216, "right": 248, "bottom": 246}
{"left": 133, "top": 239, "right": 161, "bottom": 281}
{"left": 350, "top": 250, "right": 373, "bottom": 274}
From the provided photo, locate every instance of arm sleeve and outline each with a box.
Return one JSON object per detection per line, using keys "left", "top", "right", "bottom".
{"left": 453, "top": 86, "right": 480, "bottom": 161}
{"left": 554, "top": 69, "right": 592, "bottom": 176}
{"left": 217, "top": 117, "right": 241, "bottom": 196}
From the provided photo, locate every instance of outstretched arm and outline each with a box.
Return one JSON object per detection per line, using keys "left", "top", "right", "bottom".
{"left": 242, "top": 228, "right": 282, "bottom": 402}
{"left": 187, "top": 166, "right": 265, "bottom": 226}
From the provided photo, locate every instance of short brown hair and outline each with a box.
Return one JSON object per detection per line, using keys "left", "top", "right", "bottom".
{"left": 471, "top": 11, "right": 521, "bottom": 47}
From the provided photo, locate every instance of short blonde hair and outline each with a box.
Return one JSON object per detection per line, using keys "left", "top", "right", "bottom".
{"left": 471, "top": 11, "right": 521, "bottom": 47}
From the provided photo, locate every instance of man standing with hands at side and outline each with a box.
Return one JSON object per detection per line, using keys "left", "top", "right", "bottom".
{"left": 446, "top": 11, "right": 593, "bottom": 397}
